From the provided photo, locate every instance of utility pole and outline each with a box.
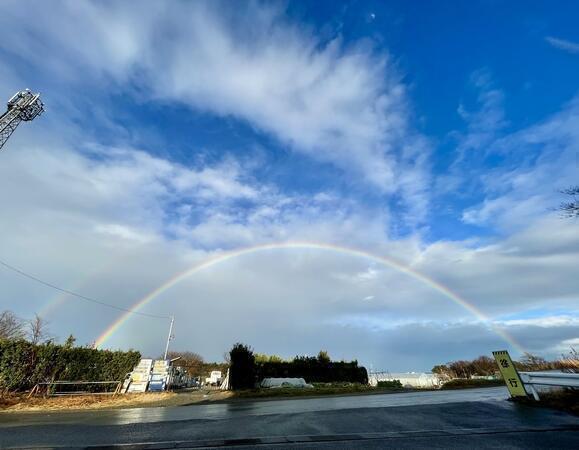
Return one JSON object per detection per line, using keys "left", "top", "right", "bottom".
{"left": 163, "top": 316, "right": 174, "bottom": 360}
{"left": 0, "top": 89, "right": 44, "bottom": 151}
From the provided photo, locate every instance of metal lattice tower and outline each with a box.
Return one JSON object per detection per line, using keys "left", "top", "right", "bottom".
{"left": 0, "top": 89, "right": 44, "bottom": 151}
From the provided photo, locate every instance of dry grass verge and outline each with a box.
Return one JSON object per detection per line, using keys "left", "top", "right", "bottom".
{"left": 512, "top": 389, "right": 579, "bottom": 416}
{"left": 0, "top": 389, "right": 233, "bottom": 412}
{"left": 1, "top": 384, "right": 406, "bottom": 411}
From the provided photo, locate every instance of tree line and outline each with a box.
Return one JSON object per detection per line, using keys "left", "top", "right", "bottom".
{"left": 228, "top": 343, "right": 368, "bottom": 390}
{"left": 432, "top": 351, "right": 578, "bottom": 379}
{"left": 165, "top": 351, "right": 228, "bottom": 378}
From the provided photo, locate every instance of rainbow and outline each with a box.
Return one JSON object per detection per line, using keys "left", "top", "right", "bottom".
{"left": 94, "top": 241, "right": 525, "bottom": 353}
{"left": 37, "top": 257, "right": 124, "bottom": 319}
{"left": 38, "top": 292, "right": 70, "bottom": 319}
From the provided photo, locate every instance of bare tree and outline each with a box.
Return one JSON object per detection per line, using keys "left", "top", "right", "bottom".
{"left": 519, "top": 352, "right": 548, "bottom": 370}
{"left": 28, "top": 314, "right": 49, "bottom": 344}
{"left": 0, "top": 310, "right": 25, "bottom": 340}
{"left": 560, "top": 347, "right": 578, "bottom": 373}
{"left": 432, "top": 364, "right": 450, "bottom": 375}
{"left": 559, "top": 186, "right": 579, "bottom": 218}
{"left": 166, "top": 351, "right": 205, "bottom": 376}
{"left": 448, "top": 360, "right": 473, "bottom": 378}
{"left": 471, "top": 355, "right": 497, "bottom": 376}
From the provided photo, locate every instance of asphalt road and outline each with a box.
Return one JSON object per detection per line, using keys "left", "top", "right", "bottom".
{"left": 1, "top": 387, "right": 577, "bottom": 449}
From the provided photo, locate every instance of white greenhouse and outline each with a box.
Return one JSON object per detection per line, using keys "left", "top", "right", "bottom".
{"left": 369, "top": 372, "right": 442, "bottom": 388}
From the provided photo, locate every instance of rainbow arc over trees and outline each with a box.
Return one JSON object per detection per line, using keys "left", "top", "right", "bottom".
{"left": 94, "top": 241, "right": 525, "bottom": 353}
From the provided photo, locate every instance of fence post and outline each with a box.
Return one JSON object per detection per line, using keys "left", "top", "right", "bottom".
{"left": 28, "top": 384, "right": 38, "bottom": 398}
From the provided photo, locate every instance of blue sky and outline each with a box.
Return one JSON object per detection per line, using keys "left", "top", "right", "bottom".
{"left": 0, "top": 0, "right": 577, "bottom": 370}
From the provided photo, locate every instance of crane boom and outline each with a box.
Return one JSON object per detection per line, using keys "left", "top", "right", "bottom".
{"left": 0, "top": 89, "right": 44, "bottom": 151}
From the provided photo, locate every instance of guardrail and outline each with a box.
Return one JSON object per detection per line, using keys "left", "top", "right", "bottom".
{"left": 519, "top": 371, "right": 579, "bottom": 400}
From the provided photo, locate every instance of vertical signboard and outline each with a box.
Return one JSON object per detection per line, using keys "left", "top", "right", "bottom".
{"left": 492, "top": 350, "right": 527, "bottom": 397}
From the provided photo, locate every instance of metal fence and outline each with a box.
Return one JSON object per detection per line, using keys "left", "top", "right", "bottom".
{"left": 29, "top": 381, "right": 122, "bottom": 397}
{"left": 519, "top": 371, "right": 579, "bottom": 400}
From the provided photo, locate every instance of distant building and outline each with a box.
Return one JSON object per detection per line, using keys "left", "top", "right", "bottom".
{"left": 369, "top": 372, "right": 442, "bottom": 388}
{"left": 205, "top": 370, "right": 222, "bottom": 385}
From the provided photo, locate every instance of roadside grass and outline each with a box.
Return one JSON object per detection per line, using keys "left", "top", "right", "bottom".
{"left": 0, "top": 391, "right": 175, "bottom": 412}
{"left": 0, "top": 389, "right": 234, "bottom": 412}
{"left": 512, "top": 389, "right": 579, "bottom": 416}
{"left": 441, "top": 378, "right": 504, "bottom": 390}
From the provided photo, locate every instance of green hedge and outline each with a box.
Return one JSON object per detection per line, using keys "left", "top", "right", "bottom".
{"left": 441, "top": 378, "right": 503, "bottom": 390}
{"left": 377, "top": 380, "right": 403, "bottom": 389}
{"left": 257, "top": 357, "right": 368, "bottom": 384}
{"left": 0, "top": 339, "right": 141, "bottom": 392}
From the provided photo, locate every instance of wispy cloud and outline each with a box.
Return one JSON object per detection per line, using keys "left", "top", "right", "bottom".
{"left": 0, "top": 1, "right": 427, "bottom": 198}
{"left": 545, "top": 36, "right": 579, "bottom": 54}
{"left": 456, "top": 69, "right": 507, "bottom": 154}
{"left": 461, "top": 96, "right": 579, "bottom": 229}
{"left": 0, "top": 0, "right": 432, "bottom": 228}
{"left": 433, "top": 70, "right": 507, "bottom": 200}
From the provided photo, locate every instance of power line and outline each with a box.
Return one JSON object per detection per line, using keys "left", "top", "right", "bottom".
{"left": 0, "top": 258, "right": 169, "bottom": 319}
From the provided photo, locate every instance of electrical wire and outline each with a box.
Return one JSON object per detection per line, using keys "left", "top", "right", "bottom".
{"left": 0, "top": 259, "right": 170, "bottom": 319}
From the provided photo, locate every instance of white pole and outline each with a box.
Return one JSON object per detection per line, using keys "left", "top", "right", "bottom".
{"left": 163, "top": 316, "right": 174, "bottom": 360}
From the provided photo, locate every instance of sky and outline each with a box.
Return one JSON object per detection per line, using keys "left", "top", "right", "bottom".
{"left": 0, "top": 0, "right": 577, "bottom": 371}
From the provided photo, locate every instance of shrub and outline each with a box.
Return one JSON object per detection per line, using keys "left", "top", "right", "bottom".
{"left": 377, "top": 380, "right": 403, "bottom": 389}
{"left": 229, "top": 343, "right": 256, "bottom": 390}
{"left": 317, "top": 350, "right": 330, "bottom": 364}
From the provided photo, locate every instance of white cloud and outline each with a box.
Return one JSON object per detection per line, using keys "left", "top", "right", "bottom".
{"left": 433, "top": 70, "right": 507, "bottom": 200}
{"left": 94, "top": 224, "right": 156, "bottom": 244}
{"left": 0, "top": 138, "right": 577, "bottom": 365}
{"left": 0, "top": 0, "right": 430, "bottom": 217}
{"left": 456, "top": 69, "right": 507, "bottom": 154}
{"left": 496, "top": 316, "right": 579, "bottom": 328}
{"left": 545, "top": 36, "right": 579, "bottom": 54}
{"left": 462, "top": 96, "right": 579, "bottom": 229}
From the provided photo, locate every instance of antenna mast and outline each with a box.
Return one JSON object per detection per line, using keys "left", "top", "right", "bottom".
{"left": 0, "top": 89, "right": 44, "bottom": 151}
{"left": 163, "top": 316, "right": 175, "bottom": 360}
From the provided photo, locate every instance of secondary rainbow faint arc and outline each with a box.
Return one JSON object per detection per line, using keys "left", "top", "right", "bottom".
{"left": 94, "top": 241, "right": 525, "bottom": 353}
{"left": 38, "top": 263, "right": 109, "bottom": 319}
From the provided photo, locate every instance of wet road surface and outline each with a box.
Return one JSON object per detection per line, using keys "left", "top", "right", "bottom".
{"left": 1, "top": 387, "right": 577, "bottom": 449}
{"left": 0, "top": 385, "right": 511, "bottom": 427}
